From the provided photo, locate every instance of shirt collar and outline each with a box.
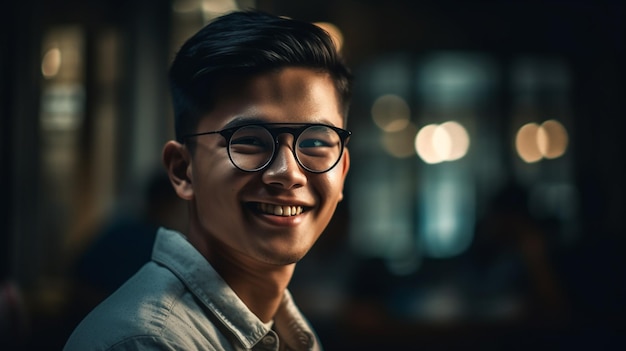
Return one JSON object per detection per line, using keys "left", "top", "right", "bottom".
{"left": 151, "top": 228, "right": 319, "bottom": 350}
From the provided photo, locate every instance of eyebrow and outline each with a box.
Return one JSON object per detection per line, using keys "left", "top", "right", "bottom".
{"left": 220, "top": 116, "right": 267, "bottom": 130}
{"left": 221, "top": 116, "right": 339, "bottom": 130}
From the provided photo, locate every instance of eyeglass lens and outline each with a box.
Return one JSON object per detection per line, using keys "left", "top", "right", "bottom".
{"left": 228, "top": 125, "right": 343, "bottom": 172}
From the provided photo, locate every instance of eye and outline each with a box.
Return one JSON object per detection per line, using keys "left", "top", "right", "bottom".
{"left": 230, "top": 128, "right": 273, "bottom": 155}
{"left": 297, "top": 126, "right": 341, "bottom": 157}
{"left": 298, "top": 137, "right": 339, "bottom": 159}
{"left": 231, "top": 136, "right": 266, "bottom": 146}
{"left": 299, "top": 138, "right": 331, "bottom": 148}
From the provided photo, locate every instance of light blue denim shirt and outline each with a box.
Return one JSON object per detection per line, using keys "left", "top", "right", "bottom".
{"left": 64, "top": 228, "right": 322, "bottom": 351}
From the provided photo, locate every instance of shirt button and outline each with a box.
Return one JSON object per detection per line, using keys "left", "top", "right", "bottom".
{"left": 262, "top": 335, "right": 276, "bottom": 345}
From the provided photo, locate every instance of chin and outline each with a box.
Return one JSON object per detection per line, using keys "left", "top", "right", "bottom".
{"left": 259, "top": 250, "right": 307, "bottom": 266}
{"left": 256, "top": 237, "right": 316, "bottom": 265}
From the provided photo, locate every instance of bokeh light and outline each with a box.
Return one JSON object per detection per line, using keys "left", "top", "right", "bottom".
{"left": 516, "top": 120, "right": 568, "bottom": 163}
{"left": 172, "top": 0, "right": 200, "bottom": 13}
{"left": 439, "top": 121, "right": 470, "bottom": 161}
{"left": 314, "top": 22, "right": 344, "bottom": 52}
{"left": 201, "top": 0, "right": 238, "bottom": 15}
{"left": 538, "top": 119, "right": 568, "bottom": 159}
{"left": 42, "top": 47, "right": 62, "bottom": 78}
{"left": 515, "top": 123, "right": 542, "bottom": 163}
{"left": 415, "top": 124, "right": 442, "bottom": 164}
{"left": 432, "top": 124, "right": 453, "bottom": 161}
{"left": 381, "top": 122, "right": 418, "bottom": 158}
{"left": 415, "top": 121, "right": 470, "bottom": 164}
{"left": 371, "top": 94, "right": 411, "bottom": 132}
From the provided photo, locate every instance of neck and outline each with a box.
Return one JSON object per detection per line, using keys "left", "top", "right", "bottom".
{"left": 215, "top": 257, "right": 295, "bottom": 323}
{"left": 188, "top": 228, "right": 296, "bottom": 323}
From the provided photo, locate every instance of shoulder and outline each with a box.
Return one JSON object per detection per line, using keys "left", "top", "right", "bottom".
{"left": 66, "top": 334, "right": 222, "bottom": 351}
{"left": 64, "top": 262, "right": 193, "bottom": 350}
{"left": 71, "top": 335, "right": 184, "bottom": 351}
{"left": 65, "top": 230, "right": 238, "bottom": 351}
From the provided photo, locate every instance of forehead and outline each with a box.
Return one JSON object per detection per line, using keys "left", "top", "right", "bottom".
{"left": 198, "top": 67, "right": 344, "bottom": 131}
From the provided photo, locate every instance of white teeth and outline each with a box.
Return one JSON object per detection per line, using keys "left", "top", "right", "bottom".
{"left": 258, "top": 203, "right": 303, "bottom": 217}
{"left": 274, "top": 206, "right": 283, "bottom": 216}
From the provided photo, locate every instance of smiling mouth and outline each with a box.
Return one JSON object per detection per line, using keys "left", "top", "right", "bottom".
{"left": 256, "top": 203, "right": 304, "bottom": 217}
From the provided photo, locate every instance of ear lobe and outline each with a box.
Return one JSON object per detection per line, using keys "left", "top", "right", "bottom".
{"left": 162, "top": 141, "right": 194, "bottom": 200}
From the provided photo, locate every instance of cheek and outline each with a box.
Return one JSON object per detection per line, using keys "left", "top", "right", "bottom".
{"left": 317, "top": 173, "right": 345, "bottom": 206}
{"left": 192, "top": 158, "right": 241, "bottom": 208}
{"left": 194, "top": 179, "right": 245, "bottom": 236}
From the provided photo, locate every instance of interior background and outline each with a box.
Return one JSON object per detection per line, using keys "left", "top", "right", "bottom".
{"left": 1, "top": 0, "right": 624, "bottom": 349}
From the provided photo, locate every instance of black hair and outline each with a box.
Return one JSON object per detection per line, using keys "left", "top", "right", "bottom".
{"left": 169, "top": 10, "right": 353, "bottom": 142}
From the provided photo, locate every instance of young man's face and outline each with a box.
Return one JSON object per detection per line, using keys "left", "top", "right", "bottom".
{"left": 184, "top": 67, "right": 349, "bottom": 266}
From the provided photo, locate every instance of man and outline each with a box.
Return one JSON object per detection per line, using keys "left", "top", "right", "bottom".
{"left": 64, "top": 10, "right": 352, "bottom": 351}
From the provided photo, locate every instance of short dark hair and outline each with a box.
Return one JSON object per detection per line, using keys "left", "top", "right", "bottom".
{"left": 169, "top": 10, "right": 353, "bottom": 142}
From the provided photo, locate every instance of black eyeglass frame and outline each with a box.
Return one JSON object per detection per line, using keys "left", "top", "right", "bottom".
{"left": 183, "top": 123, "right": 352, "bottom": 173}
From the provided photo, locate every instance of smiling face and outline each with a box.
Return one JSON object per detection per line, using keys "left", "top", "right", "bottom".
{"left": 179, "top": 67, "right": 349, "bottom": 266}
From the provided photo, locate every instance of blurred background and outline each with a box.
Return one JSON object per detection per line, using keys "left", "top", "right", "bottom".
{"left": 1, "top": 0, "right": 624, "bottom": 350}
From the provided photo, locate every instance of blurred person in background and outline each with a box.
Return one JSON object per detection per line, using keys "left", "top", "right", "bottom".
{"left": 469, "top": 183, "right": 568, "bottom": 323}
{"left": 68, "top": 170, "right": 187, "bottom": 324}
{"left": 65, "top": 10, "right": 352, "bottom": 351}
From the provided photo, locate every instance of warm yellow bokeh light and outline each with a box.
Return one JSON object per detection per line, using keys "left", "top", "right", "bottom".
{"left": 371, "top": 94, "right": 410, "bottom": 132}
{"left": 381, "top": 123, "right": 418, "bottom": 158}
{"left": 42, "top": 47, "right": 62, "bottom": 78}
{"left": 516, "top": 123, "right": 542, "bottom": 163}
{"left": 201, "top": 0, "right": 238, "bottom": 15}
{"left": 439, "top": 121, "right": 470, "bottom": 161}
{"left": 516, "top": 120, "right": 569, "bottom": 163}
{"left": 432, "top": 125, "right": 453, "bottom": 161}
{"left": 172, "top": 0, "right": 200, "bottom": 13}
{"left": 415, "top": 121, "right": 470, "bottom": 164}
{"left": 538, "top": 119, "right": 568, "bottom": 159}
{"left": 415, "top": 124, "right": 443, "bottom": 164}
{"left": 314, "top": 22, "right": 344, "bottom": 52}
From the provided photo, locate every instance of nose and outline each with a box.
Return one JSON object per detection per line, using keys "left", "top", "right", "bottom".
{"left": 261, "top": 136, "right": 307, "bottom": 189}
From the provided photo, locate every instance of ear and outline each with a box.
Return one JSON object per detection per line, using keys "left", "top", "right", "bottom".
{"left": 162, "top": 140, "right": 194, "bottom": 200}
{"left": 337, "top": 148, "right": 350, "bottom": 202}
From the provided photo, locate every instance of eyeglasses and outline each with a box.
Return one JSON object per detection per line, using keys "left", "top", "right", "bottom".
{"left": 184, "top": 123, "right": 351, "bottom": 173}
